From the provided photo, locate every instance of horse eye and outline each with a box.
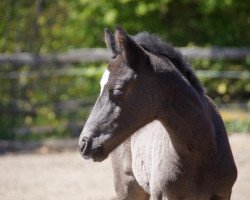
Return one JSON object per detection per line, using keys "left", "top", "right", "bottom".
{"left": 112, "top": 89, "right": 123, "bottom": 97}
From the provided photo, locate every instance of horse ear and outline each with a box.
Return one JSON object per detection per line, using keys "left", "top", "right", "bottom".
{"left": 104, "top": 28, "right": 119, "bottom": 58}
{"left": 115, "top": 26, "right": 146, "bottom": 67}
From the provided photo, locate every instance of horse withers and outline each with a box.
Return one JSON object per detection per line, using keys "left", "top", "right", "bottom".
{"left": 79, "top": 27, "right": 237, "bottom": 200}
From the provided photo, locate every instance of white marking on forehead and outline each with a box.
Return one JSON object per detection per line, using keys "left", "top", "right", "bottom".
{"left": 100, "top": 69, "right": 110, "bottom": 95}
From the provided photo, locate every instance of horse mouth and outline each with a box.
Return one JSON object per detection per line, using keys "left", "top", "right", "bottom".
{"left": 79, "top": 139, "right": 108, "bottom": 162}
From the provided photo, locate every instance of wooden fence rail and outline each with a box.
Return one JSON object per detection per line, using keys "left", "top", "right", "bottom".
{"left": 1, "top": 47, "right": 249, "bottom": 136}
{"left": 0, "top": 47, "right": 250, "bottom": 65}
{"left": 1, "top": 98, "right": 95, "bottom": 115}
{"left": 1, "top": 68, "right": 250, "bottom": 79}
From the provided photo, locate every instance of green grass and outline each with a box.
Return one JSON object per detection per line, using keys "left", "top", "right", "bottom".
{"left": 220, "top": 109, "right": 250, "bottom": 133}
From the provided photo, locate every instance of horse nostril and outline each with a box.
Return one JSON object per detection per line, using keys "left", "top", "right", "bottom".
{"left": 79, "top": 139, "right": 86, "bottom": 152}
{"left": 79, "top": 137, "right": 92, "bottom": 155}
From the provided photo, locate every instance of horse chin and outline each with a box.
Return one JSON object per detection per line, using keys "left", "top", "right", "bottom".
{"left": 84, "top": 144, "right": 109, "bottom": 162}
{"left": 92, "top": 153, "right": 109, "bottom": 162}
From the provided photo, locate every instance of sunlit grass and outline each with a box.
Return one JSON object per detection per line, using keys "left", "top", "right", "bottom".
{"left": 220, "top": 109, "right": 250, "bottom": 121}
{"left": 220, "top": 109, "right": 250, "bottom": 133}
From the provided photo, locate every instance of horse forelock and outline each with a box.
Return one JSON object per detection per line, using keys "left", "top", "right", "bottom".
{"left": 132, "top": 32, "right": 204, "bottom": 94}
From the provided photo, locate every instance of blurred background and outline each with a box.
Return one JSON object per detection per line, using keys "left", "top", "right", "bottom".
{"left": 0, "top": 0, "right": 250, "bottom": 140}
{"left": 0, "top": 0, "right": 249, "bottom": 199}
{"left": 0, "top": 0, "right": 250, "bottom": 200}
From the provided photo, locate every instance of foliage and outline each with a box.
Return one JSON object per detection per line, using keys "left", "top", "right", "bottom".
{"left": 0, "top": 0, "right": 249, "bottom": 140}
{"left": 192, "top": 59, "right": 250, "bottom": 104}
{"left": 0, "top": 0, "right": 249, "bottom": 53}
{"left": 0, "top": 63, "right": 105, "bottom": 140}
{"left": 0, "top": 62, "right": 249, "bottom": 141}
{"left": 225, "top": 120, "right": 250, "bottom": 133}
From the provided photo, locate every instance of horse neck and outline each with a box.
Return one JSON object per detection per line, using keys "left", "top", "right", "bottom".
{"left": 158, "top": 81, "right": 217, "bottom": 157}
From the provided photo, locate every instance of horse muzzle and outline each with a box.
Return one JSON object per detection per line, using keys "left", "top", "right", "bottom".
{"left": 79, "top": 136, "right": 107, "bottom": 162}
{"left": 79, "top": 136, "right": 93, "bottom": 158}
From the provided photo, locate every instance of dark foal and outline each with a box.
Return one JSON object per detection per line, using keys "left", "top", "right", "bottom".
{"left": 79, "top": 27, "right": 237, "bottom": 200}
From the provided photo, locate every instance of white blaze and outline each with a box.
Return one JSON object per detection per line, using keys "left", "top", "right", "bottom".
{"left": 100, "top": 69, "right": 110, "bottom": 95}
{"left": 79, "top": 69, "right": 110, "bottom": 139}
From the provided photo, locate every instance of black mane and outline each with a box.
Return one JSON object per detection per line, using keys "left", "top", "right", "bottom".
{"left": 132, "top": 32, "right": 204, "bottom": 94}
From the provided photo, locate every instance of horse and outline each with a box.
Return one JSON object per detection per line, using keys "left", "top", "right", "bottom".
{"left": 79, "top": 27, "right": 237, "bottom": 200}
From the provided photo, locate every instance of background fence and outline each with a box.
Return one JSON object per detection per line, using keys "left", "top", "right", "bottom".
{"left": 0, "top": 47, "right": 250, "bottom": 139}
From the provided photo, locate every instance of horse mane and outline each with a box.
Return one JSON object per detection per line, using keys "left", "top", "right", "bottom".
{"left": 132, "top": 32, "right": 204, "bottom": 94}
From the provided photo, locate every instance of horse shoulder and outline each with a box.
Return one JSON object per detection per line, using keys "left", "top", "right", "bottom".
{"left": 131, "top": 120, "right": 178, "bottom": 194}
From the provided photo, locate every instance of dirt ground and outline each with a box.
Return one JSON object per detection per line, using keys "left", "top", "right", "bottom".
{"left": 0, "top": 134, "right": 249, "bottom": 200}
